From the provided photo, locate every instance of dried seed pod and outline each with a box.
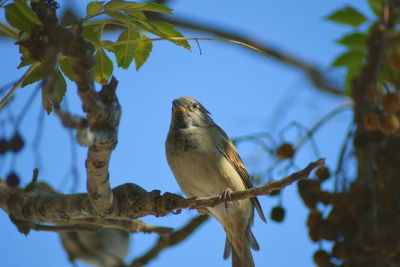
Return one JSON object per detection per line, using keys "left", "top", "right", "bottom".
{"left": 340, "top": 219, "right": 359, "bottom": 240}
{"left": 298, "top": 179, "right": 321, "bottom": 195}
{"left": 379, "top": 113, "right": 400, "bottom": 134}
{"left": 363, "top": 112, "right": 380, "bottom": 130}
{"left": 276, "top": 143, "right": 295, "bottom": 159}
{"left": 332, "top": 242, "right": 346, "bottom": 259}
{"left": 318, "top": 191, "right": 332, "bottom": 205}
{"left": 315, "top": 166, "right": 331, "bottom": 181}
{"left": 270, "top": 206, "right": 285, "bottom": 223}
{"left": 303, "top": 194, "right": 318, "bottom": 210}
{"left": 9, "top": 133, "right": 24, "bottom": 152}
{"left": 379, "top": 238, "right": 399, "bottom": 257}
{"left": 388, "top": 53, "right": 400, "bottom": 71}
{"left": 326, "top": 207, "right": 342, "bottom": 224}
{"left": 382, "top": 93, "right": 400, "bottom": 112}
{"left": 0, "top": 138, "right": 9, "bottom": 154}
{"left": 307, "top": 210, "right": 322, "bottom": 228}
{"left": 6, "top": 172, "right": 20, "bottom": 187}
{"left": 309, "top": 224, "right": 322, "bottom": 242}
{"left": 319, "top": 221, "right": 338, "bottom": 241}
{"left": 313, "top": 249, "right": 330, "bottom": 266}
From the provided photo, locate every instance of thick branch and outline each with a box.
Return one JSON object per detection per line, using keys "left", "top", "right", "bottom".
{"left": 0, "top": 159, "right": 324, "bottom": 223}
{"left": 351, "top": 1, "right": 398, "bottom": 183}
{"left": 30, "top": 1, "right": 121, "bottom": 215}
{"left": 130, "top": 215, "right": 209, "bottom": 267}
{"left": 146, "top": 14, "right": 343, "bottom": 95}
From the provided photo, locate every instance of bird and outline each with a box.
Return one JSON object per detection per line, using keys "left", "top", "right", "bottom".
{"left": 35, "top": 182, "right": 130, "bottom": 267}
{"left": 59, "top": 228, "right": 130, "bottom": 267}
{"left": 165, "top": 97, "right": 266, "bottom": 267}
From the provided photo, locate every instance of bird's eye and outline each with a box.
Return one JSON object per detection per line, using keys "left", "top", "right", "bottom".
{"left": 192, "top": 103, "right": 199, "bottom": 109}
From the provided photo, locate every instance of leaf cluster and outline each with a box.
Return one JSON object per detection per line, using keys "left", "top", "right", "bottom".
{"left": 326, "top": 0, "right": 400, "bottom": 94}
{"left": 0, "top": 0, "right": 190, "bottom": 112}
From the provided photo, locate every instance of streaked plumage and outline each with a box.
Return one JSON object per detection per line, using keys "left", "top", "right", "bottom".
{"left": 166, "top": 97, "right": 266, "bottom": 267}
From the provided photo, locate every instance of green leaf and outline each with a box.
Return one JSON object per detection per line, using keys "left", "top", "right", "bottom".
{"left": 59, "top": 57, "right": 76, "bottom": 81}
{"left": 332, "top": 50, "right": 365, "bottom": 68}
{"left": 102, "top": 40, "right": 117, "bottom": 52}
{"left": 18, "top": 46, "right": 34, "bottom": 69}
{"left": 95, "top": 49, "right": 113, "bottom": 84}
{"left": 21, "top": 63, "right": 43, "bottom": 87}
{"left": 41, "top": 69, "right": 67, "bottom": 114}
{"left": 344, "top": 64, "right": 363, "bottom": 95}
{"left": 336, "top": 32, "right": 366, "bottom": 50}
{"left": 14, "top": 0, "right": 41, "bottom": 25}
{"left": 104, "top": 0, "right": 130, "bottom": 12}
{"left": 128, "top": 10, "right": 160, "bottom": 34}
{"left": 104, "top": 10, "right": 135, "bottom": 26}
{"left": 115, "top": 28, "right": 139, "bottom": 69}
{"left": 134, "top": 35, "right": 152, "bottom": 70}
{"left": 104, "top": 0, "right": 172, "bottom": 14}
{"left": 86, "top": 1, "right": 104, "bottom": 17}
{"left": 151, "top": 21, "right": 190, "bottom": 49}
{"left": 0, "top": 22, "right": 18, "bottom": 40}
{"left": 126, "top": 2, "right": 172, "bottom": 14}
{"left": 5, "top": 3, "right": 34, "bottom": 32}
{"left": 368, "top": 0, "right": 383, "bottom": 17}
{"left": 83, "top": 23, "right": 102, "bottom": 45}
{"left": 326, "top": 6, "right": 367, "bottom": 27}
{"left": 54, "top": 69, "right": 67, "bottom": 104}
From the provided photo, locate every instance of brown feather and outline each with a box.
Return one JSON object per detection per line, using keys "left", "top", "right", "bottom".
{"left": 215, "top": 124, "right": 267, "bottom": 223}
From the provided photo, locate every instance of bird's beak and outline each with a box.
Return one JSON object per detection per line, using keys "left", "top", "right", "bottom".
{"left": 172, "top": 99, "right": 187, "bottom": 115}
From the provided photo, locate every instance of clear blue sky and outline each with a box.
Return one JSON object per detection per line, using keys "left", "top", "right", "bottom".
{"left": 0, "top": 1, "right": 369, "bottom": 266}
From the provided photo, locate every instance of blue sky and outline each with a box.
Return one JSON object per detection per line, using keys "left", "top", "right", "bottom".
{"left": 0, "top": 1, "right": 370, "bottom": 266}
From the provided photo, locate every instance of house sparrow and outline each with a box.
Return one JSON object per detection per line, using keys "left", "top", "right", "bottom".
{"left": 60, "top": 228, "right": 130, "bottom": 267}
{"left": 166, "top": 97, "right": 266, "bottom": 267}
{"left": 34, "top": 183, "right": 130, "bottom": 267}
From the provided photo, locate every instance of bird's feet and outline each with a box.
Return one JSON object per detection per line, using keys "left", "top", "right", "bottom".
{"left": 219, "top": 188, "right": 233, "bottom": 212}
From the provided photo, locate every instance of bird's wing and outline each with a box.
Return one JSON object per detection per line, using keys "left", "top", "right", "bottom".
{"left": 214, "top": 125, "right": 267, "bottom": 223}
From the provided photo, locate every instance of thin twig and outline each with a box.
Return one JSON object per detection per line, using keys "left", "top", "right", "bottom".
{"left": 69, "top": 218, "right": 173, "bottom": 234}
{"left": 146, "top": 15, "right": 344, "bottom": 95}
{"left": 0, "top": 63, "right": 40, "bottom": 109}
{"left": 130, "top": 215, "right": 209, "bottom": 267}
{"left": 173, "top": 158, "right": 324, "bottom": 210}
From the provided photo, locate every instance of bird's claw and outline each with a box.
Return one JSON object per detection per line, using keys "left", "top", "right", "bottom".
{"left": 172, "top": 209, "right": 182, "bottom": 215}
{"left": 219, "top": 188, "right": 233, "bottom": 212}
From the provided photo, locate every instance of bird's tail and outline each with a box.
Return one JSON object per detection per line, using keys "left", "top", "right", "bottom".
{"left": 223, "top": 227, "right": 259, "bottom": 267}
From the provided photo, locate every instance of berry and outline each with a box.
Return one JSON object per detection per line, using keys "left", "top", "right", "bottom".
{"left": 276, "top": 143, "right": 295, "bottom": 159}
{"left": 270, "top": 206, "right": 285, "bottom": 222}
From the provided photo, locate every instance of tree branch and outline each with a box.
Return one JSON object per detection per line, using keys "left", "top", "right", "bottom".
{"left": 69, "top": 217, "right": 173, "bottom": 234}
{"left": 29, "top": 1, "right": 121, "bottom": 216}
{"left": 130, "top": 215, "right": 209, "bottom": 267}
{"left": 0, "top": 159, "right": 324, "bottom": 224}
{"left": 146, "top": 14, "right": 343, "bottom": 96}
{"left": 30, "top": 219, "right": 173, "bottom": 234}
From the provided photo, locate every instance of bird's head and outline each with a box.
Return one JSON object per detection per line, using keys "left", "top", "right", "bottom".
{"left": 170, "top": 97, "right": 212, "bottom": 129}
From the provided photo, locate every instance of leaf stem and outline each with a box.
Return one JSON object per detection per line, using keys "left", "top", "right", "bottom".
{"left": 100, "top": 37, "right": 268, "bottom": 56}
{"left": 0, "top": 62, "right": 40, "bottom": 109}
